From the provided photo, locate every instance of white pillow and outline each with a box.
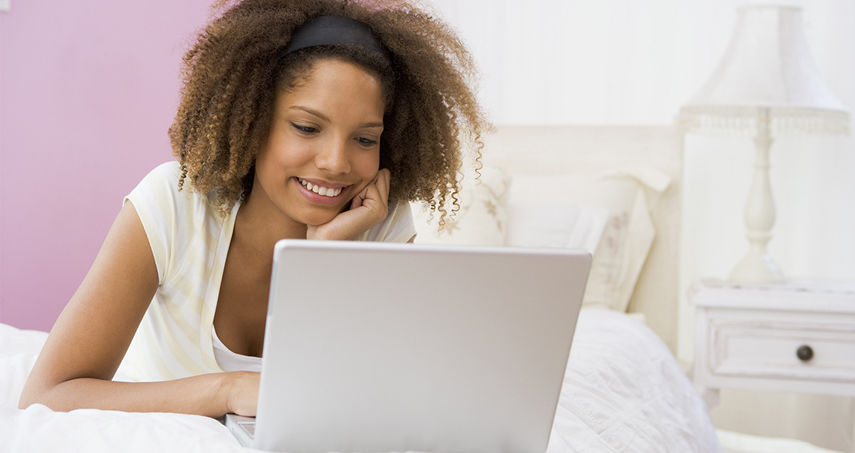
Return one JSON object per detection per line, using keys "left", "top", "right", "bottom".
{"left": 505, "top": 203, "right": 608, "bottom": 253}
{"left": 411, "top": 165, "right": 511, "bottom": 246}
{"left": 505, "top": 168, "right": 666, "bottom": 312}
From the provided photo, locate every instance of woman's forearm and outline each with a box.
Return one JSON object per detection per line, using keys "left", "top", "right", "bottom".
{"left": 19, "top": 372, "right": 236, "bottom": 417}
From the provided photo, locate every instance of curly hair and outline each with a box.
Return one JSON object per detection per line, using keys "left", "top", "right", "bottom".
{"left": 168, "top": 0, "right": 488, "bottom": 225}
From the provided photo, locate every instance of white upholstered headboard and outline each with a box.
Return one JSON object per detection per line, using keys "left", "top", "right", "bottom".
{"left": 480, "top": 125, "right": 682, "bottom": 351}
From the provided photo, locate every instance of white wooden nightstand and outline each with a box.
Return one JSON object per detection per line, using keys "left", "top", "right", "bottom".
{"left": 691, "top": 280, "right": 855, "bottom": 407}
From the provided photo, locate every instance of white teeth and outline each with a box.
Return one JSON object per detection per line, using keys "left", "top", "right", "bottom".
{"left": 298, "top": 178, "right": 343, "bottom": 198}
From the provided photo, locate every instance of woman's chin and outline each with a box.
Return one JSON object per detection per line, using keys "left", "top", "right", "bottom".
{"left": 299, "top": 209, "right": 341, "bottom": 229}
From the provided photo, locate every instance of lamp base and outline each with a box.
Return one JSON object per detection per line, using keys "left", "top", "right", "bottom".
{"left": 729, "top": 248, "right": 785, "bottom": 284}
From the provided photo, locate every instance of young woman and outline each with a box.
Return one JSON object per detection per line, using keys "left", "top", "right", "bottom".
{"left": 19, "top": 0, "right": 486, "bottom": 418}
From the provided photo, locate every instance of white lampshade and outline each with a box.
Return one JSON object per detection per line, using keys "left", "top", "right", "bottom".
{"left": 681, "top": 5, "right": 850, "bottom": 135}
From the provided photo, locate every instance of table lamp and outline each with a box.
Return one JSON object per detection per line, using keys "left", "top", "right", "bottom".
{"left": 679, "top": 4, "right": 850, "bottom": 284}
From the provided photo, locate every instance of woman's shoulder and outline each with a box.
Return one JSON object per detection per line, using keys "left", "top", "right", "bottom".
{"left": 135, "top": 161, "right": 183, "bottom": 194}
{"left": 146, "top": 160, "right": 183, "bottom": 179}
{"left": 387, "top": 199, "right": 413, "bottom": 222}
{"left": 131, "top": 161, "right": 210, "bottom": 210}
{"left": 126, "top": 161, "right": 222, "bottom": 232}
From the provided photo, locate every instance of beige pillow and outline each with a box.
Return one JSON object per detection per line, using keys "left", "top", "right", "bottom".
{"left": 411, "top": 165, "right": 511, "bottom": 246}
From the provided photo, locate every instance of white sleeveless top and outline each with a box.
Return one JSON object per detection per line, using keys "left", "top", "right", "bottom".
{"left": 114, "top": 161, "right": 416, "bottom": 381}
{"left": 212, "top": 326, "right": 263, "bottom": 373}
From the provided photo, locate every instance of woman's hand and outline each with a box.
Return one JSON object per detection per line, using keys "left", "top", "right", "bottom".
{"left": 306, "top": 168, "right": 391, "bottom": 240}
{"left": 224, "top": 371, "right": 261, "bottom": 416}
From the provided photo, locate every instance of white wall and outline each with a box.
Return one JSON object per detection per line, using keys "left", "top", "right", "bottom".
{"left": 429, "top": 0, "right": 855, "bottom": 450}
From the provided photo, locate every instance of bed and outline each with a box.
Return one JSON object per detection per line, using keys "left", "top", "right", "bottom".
{"left": 0, "top": 125, "right": 720, "bottom": 452}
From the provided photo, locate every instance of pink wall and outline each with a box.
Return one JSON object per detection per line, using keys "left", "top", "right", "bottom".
{"left": 0, "top": 1, "right": 212, "bottom": 330}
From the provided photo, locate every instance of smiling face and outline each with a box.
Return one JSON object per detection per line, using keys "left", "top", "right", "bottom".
{"left": 251, "top": 58, "right": 386, "bottom": 228}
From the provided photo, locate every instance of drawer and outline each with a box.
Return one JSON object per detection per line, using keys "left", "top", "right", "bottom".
{"left": 708, "top": 318, "right": 855, "bottom": 383}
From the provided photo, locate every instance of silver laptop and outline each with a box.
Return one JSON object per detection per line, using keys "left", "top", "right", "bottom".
{"left": 226, "top": 240, "right": 591, "bottom": 453}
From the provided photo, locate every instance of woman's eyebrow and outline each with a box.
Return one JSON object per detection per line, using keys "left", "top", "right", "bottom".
{"left": 289, "top": 105, "right": 329, "bottom": 121}
{"left": 289, "top": 105, "right": 383, "bottom": 128}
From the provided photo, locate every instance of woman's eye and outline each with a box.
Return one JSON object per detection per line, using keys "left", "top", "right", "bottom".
{"left": 357, "top": 137, "right": 378, "bottom": 146}
{"left": 291, "top": 123, "right": 317, "bottom": 134}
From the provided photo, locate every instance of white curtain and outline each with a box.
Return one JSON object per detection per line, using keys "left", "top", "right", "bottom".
{"left": 428, "top": 0, "right": 702, "bottom": 124}
{"left": 427, "top": 0, "right": 853, "bottom": 126}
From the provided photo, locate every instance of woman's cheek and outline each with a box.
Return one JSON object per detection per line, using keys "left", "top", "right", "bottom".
{"left": 276, "top": 143, "right": 313, "bottom": 170}
{"left": 357, "top": 151, "right": 381, "bottom": 180}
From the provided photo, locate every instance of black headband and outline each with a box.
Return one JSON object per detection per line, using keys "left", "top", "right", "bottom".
{"left": 283, "top": 15, "right": 388, "bottom": 57}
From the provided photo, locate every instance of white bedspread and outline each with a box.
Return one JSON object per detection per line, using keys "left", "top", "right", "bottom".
{"left": 0, "top": 309, "right": 719, "bottom": 452}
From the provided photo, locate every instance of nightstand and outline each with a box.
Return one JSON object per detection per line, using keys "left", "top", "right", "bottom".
{"left": 691, "top": 280, "right": 855, "bottom": 407}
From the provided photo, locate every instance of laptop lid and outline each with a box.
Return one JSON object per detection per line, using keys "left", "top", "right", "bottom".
{"left": 254, "top": 240, "right": 591, "bottom": 453}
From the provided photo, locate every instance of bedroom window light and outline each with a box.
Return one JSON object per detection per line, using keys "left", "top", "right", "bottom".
{"left": 678, "top": 5, "right": 850, "bottom": 284}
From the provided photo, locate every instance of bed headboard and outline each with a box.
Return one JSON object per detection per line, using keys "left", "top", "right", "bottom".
{"left": 480, "top": 125, "right": 683, "bottom": 352}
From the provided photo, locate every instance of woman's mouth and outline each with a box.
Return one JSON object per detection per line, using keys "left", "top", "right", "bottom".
{"left": 297, "top": 177, "right": 345, "bottom": 197}
{"left": 294, "top": 177, "right": 350, "bottom": 204}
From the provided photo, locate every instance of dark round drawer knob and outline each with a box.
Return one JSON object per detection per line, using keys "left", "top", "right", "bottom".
{"left": 796, "top": 345, "right": 814, "bottom": 362}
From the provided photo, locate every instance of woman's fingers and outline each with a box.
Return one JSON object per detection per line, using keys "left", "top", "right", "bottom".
{"left": 350, "top": 169, "right": 388, "bottom": 211}
{"left": 350, "top": 191, "right": 364, "bottom": 210}
{"left": 361, "top": 169, "right": 389, "bottom": 211}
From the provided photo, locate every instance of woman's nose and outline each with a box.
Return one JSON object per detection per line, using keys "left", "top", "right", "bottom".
{"left": 314, "top": 137, "right": 351, "bottom": 174}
